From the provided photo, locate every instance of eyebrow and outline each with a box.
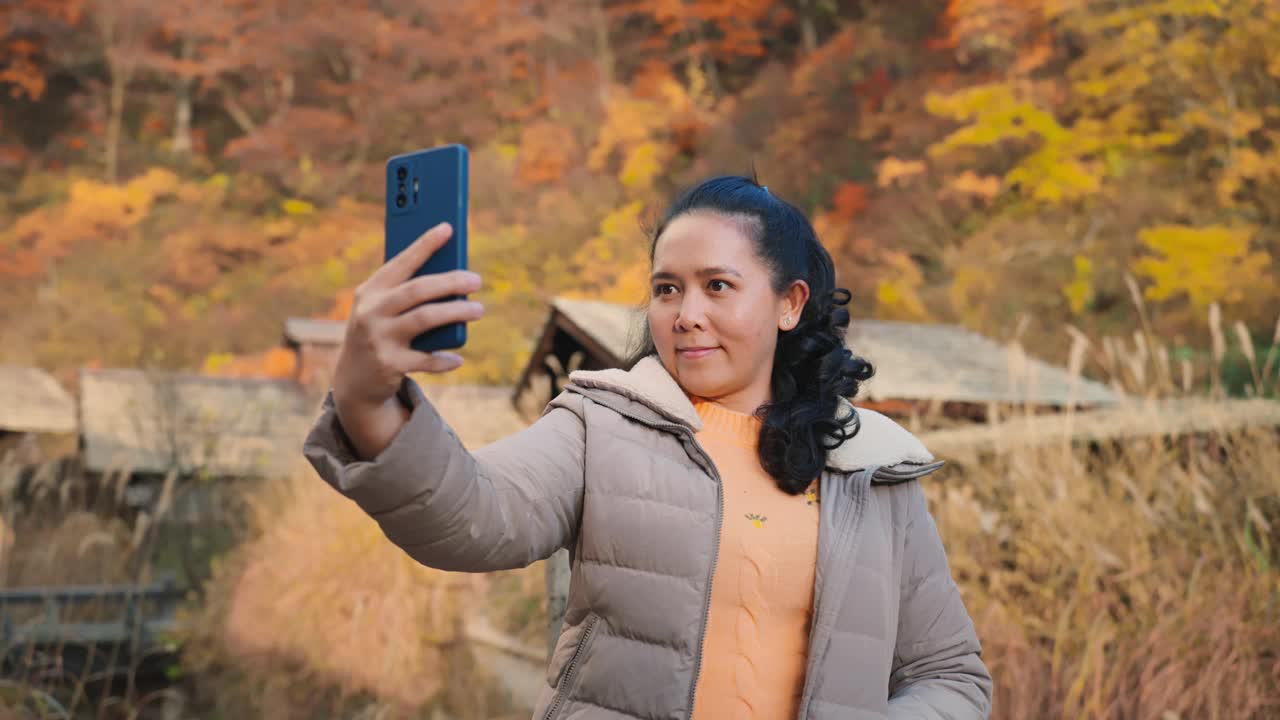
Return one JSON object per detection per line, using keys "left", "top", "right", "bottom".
{"left": 651, "top": 266, "right": 744, "bottom": 281}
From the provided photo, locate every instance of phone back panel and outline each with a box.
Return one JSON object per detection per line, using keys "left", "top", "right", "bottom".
{"left": 384, "top": 144, "right": 469, "bottom": 352}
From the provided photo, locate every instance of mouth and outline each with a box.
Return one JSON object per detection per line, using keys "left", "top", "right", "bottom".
{"left": 676, "top": 346, "right": 719, "bottom": 360}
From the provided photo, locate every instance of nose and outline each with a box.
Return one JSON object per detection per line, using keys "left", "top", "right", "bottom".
{"left": 675, "top": 295, "right": 707, "bottom": 332}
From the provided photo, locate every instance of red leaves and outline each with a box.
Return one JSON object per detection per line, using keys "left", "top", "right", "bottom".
{"left": 853, "top": 67, "right": 892, "bottom": 113}
{"left": 832, "top": 181, "right": 869, "bottom": 221}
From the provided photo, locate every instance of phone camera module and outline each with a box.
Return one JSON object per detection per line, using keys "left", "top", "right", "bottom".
{"left": 395, "top": 194, "right": 407, "bottom": 208}
{"left": 396, "top": 166, "right": 407, "bottom": 181}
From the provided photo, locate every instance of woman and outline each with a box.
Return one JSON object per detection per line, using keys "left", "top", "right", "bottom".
{"left": 304, "top": 176, "right": 992, "bottom": 719}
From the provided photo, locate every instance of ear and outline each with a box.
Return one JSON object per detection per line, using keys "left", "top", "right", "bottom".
{"left": 778, "top": 280, "right": 810, "bottom": 331}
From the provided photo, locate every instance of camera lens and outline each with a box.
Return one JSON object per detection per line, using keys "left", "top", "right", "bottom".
{"left": 396, "top": 194, "right": 407, "bottom": 208}
{"left": 396, "top": 166, "right": 407, "bottom": 181}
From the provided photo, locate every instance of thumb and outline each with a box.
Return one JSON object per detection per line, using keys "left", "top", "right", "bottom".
{"left": 412, "top": 351, "right": 464, "bottom": 374}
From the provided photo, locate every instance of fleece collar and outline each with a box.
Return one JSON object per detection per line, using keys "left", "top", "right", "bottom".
{"left": 565, "top": 355, "right": 937, "bottom": 473}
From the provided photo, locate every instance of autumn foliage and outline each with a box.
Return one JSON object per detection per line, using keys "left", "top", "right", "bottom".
{"left": 3, "top": 0, "right": 1276, "bottom": 387}
{"left": 2, "top": 2, "right": 1279, "bottom": 716}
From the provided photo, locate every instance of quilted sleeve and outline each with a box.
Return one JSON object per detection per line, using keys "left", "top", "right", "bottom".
{"left": 303, "top": 376, "right": 586, "bottom": 572}
{"left": 888, "top": 481, "right": 993, "bottom": 719}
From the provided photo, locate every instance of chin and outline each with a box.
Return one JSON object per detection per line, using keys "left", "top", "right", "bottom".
{"left": 673, "top": 367, "right": 728, "bottom": 397}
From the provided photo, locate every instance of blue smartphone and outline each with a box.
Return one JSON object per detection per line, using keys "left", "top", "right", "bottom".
{"left": 385, "top": 143, "right": 469, "bottom": 353}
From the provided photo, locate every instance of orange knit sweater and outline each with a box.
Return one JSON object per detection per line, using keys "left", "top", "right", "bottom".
{"left": 688, "top": 396, "right": 820, "bottom": 720}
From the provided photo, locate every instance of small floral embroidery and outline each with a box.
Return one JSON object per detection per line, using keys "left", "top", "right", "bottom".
{"left": 804, "top": 480, "right": 819, "bottom": 506}
{"left": 745, "top": 513, "right": 767, "bottom": 528}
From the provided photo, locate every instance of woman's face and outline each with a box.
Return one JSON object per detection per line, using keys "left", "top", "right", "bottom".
{"left": 649, "top": 211, "right": 808, "bottom": 415}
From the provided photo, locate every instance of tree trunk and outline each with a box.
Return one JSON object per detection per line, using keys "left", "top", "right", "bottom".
{"left": 172, "top": 37, "right": 194, "bottom": 159}
{"left": 97, "top": 1, "right": 138, "bottom": 184}
{"left": 800, "top": 0, "right": 818, "bottom": 54}
{"left": 219, "top": 80, "right": 257, "bottom": 135}
{"left": 106, "top": 66, "right": 126, "bottom": 183}
{"left": 591, "top": 0, "right": 613, "bottom": 92}
{"left": 696, "top": 22, "right": 722, "bottom": 99}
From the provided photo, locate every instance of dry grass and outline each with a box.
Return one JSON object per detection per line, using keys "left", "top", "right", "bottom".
{"left": 176, "top": 465, "right": 528, "bottom": 720}
{"left": 929, "top": 302, "right": 1280, "bottom": 719}
{"left": 4, "top": 303, "right": 1277, "bottom": 719}
{"left": 0, "top": 461, "right": 175, "bottom": 719}
{"left": 934, "top": 425, "right": 1280, "bottom": 719}
{"left": 0, "top": 459, "right": 141, "bottom": 598}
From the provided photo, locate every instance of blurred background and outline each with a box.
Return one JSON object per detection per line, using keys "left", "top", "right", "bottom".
{"left": 1, "top": 0, "right": 1278, "bottom": 718}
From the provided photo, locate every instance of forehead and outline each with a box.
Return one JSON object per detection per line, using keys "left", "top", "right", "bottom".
{"left": 653, "top": 212, "right": 761, "bottom": 270}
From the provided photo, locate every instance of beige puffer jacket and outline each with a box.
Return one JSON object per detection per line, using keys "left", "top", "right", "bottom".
{"left": 303, "top": 355, "right": 992, "bottom": 720}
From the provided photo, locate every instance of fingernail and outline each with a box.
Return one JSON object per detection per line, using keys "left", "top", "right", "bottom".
{"left": 465, "top": 271, "right": 482, "bottom": 286}
{"left": 468, "top": 301, "right": 485, "bottom": 314}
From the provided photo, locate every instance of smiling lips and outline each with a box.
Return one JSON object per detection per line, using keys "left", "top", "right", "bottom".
{"left": 677, "top": 346, "right": 719, "bottom": 360}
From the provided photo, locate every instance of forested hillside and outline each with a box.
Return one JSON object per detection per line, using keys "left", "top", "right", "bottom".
{"left": 2, "top": 0, "right": 1277, "bottom": 389}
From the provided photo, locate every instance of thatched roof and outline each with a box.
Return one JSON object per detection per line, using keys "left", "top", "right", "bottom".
{"left": 847, "top": 319, "right": 1117, "bottom": 407}
{"left": 547, "top": 297, "right": 644, "bottom": 365}
{"left": 922, "top": 397, "right": 1280, "bottom": 458}
{"left": 525, "top": 297, "right": 1119, "bottom": 409}
{"left": 284, "top": 317, "right": 345, "bottom": 347}
{"left": 79, "top": 368, "right": 313, "bottom": 477}
{"left": 0, "top": 365, "right": 77, "bottom": 434}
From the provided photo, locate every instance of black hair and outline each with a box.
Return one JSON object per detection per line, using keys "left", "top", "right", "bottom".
{"left": 625, "top": 175, "right": 875, "bottom": 495}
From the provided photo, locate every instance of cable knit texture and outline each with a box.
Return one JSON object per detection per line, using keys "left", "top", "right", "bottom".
{"left": 688, "top": 396, "right": 819, "bottom": 720}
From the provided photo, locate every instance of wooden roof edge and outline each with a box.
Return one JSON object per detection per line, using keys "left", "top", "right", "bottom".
{"left": 512, "top": 304, "right": 626, "bottom": 407}
{"left": 79, "top": 366, "right": 307, "bottom": 392}
{"left": 554, "top": 309, "right": 625, "bottom": 369}
{"left": 512, "top": 305, "right": 565, "bottom": 407}
{"left": 922, "top": 398, "right": 1280, "bottom": 456}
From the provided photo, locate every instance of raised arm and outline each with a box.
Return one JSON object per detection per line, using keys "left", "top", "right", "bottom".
{"left": 305, "top": 222, "right": 585, "bottom": 572}
{"left": 304, "top": 378, "right": 586, "bottom": 572}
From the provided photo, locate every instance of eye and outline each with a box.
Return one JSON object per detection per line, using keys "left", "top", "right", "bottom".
{"left": 707, "top": 279, "right": 731, "bottom": 292}
{"left": 652, "top": 283, "right": 678, "bottom": 297}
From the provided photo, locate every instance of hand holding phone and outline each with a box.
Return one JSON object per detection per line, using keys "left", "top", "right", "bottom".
{"left": 330, "top": 222, "right": 484, "bottom": 459}
{"left": 334, "top": 223, "right": 484, "bottom": 405}
{"left": 385, "top": 144, "right": 470, "bottom": 352}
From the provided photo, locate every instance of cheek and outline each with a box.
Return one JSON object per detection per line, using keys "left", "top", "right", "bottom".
{"left": 648, "top": 307, "right": 674, "bottom": 348}
{"left": 720, "top": 302, "right": 775, "bottom": 345}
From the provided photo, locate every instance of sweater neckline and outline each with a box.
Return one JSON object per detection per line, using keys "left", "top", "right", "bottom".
{"left": 687, "top": 395, "right": 763, "bottom": 444}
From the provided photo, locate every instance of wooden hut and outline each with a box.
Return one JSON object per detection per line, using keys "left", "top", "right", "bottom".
{"left": 0, "top": 365, "right": 78, "bottom": 467}
{"left": 0, "top": 366, "right": 78, "bottom": 437}
{"left": 413, "top": 381, "right": 529, "bottom": 449}
{"left": 280, "top": 315, "right": 526, "bottom": 448}
{"left": 512, "top": 297, "right": 1121, "bottom": 423}
{"left": 283, "top": 317, "right": 346, "bottom": 395}
{"left": 78, "top": 369, "right": 313, "bottom": 490}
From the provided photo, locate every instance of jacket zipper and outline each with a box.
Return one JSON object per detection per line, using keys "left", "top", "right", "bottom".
{"left": 543, "top": 613, "right": 600, "bottom": 720}
{"left": 567, "top": 385, "right": 942, "bottom": 719}
{"left": 679, "top": 428, "right": 723, "bottom": 717}
{"left": 796, "top": 466, "right": 875, "bottom": 719}
{"left": 572, "top": 393, "right": 724, "bottom": 719}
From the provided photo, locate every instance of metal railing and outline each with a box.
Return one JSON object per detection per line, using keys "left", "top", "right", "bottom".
{"left": 0, "top": 573, "right": 184, "bottom": 661}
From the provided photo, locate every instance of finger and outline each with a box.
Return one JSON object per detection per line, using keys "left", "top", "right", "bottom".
{"left": 378, "top": 269, "right": 481, "bottom": 317}
{"left": 369, "top": 222, "right": 453, "bottom": 289}
{"left": 393, "top": 349, "right": 463, "bottom": 375}
{"left": 388, "top": 299, "right": 485, "bottom": 339}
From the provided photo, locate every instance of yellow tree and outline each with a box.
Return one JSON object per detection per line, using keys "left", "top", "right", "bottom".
{"left": 1133, "top": 224, "right": 1271, "bottom": 308}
